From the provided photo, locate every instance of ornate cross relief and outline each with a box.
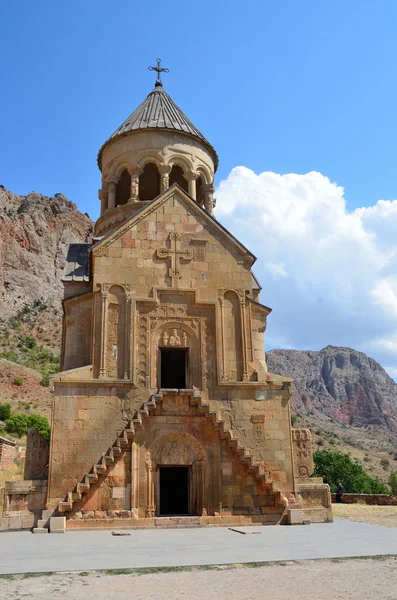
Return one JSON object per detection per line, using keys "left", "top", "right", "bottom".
{"left": 156, "top": 233, "right": 193, "bottom": 288}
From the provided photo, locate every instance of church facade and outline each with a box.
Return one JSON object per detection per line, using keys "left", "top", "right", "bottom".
{"left": 39, "top": 68, "right": 331, "bottom": 528}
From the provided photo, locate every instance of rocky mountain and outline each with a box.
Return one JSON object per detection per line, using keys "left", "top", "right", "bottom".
{"left": 267, "top": 346, "right": 397, "bottom": 432}
{"left": 0, "top": 187, "right": 93, "bottom": 416}
{"left": 0, "top": 187, "right": 93, "bottom": 321}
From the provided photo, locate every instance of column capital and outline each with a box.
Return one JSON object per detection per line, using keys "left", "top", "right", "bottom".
{"left": 159, "top": 164, "right": 172, "bottom": 175}
{"left": 98, "top": 189, "right": 107, "bottom": 201}
{"left": 128, "top": 165, "right": 141, "bottom": 176}
{"left": 203, "top": 183, "right": 215, "bottom": 193}
{"left": 107, "top": 176, "right": 119, "bottom": 185}
{"left": 187, "top": 171, "right": 199, "bottom": 181}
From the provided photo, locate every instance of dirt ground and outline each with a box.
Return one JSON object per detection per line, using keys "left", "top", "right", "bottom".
{"left": 1, "top": 558, "right": 397, "bottom": 600}
{"left": 332, "top": 503, "right": 397, "bottom": 528}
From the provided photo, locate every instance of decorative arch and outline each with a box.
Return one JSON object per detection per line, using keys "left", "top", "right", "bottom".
{"left": 150, "top": 321, "right": 201, "bottom": 389}
{"left": 113, "top": 159, "right": 133, "bottom": 179}
{"left": 222, "top": 290, "right": 244, "bottom": 381}
{"left": 106, "top": 285, "right": 127, "bottom": 378}
{"left": 196, "top": 165, "right": 211, "bottom": 185}
{"left": 148, "top": 431, "right": 207, "bottom": 467}
{"left": 145, "top": 431, "right": 207, "bottom": 517}
{"left": 167, "top": 154, "right": 193, "bottom": 174}
{"left": 136, "top": 151, "right": 163, "bottom": 169}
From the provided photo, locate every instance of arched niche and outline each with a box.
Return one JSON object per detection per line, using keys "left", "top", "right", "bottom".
{"left": 196, "top": 175, "right": 204, "bottom": 205}
{"left": 169, "top": 164, "right": 188, "bottom": 193}
{"left": 223, "top": 291, "right": 243, "bottom": 381}
{"left": 139, "top": 162, "right": 160, "bottom": 201}
{"left": 106, "top": 285, "right": 126, "bottom": 378}
{"left": 150, "top": 322, "right": 201, "bottom": 389}
{"left": 115, "top": 169, "right": 131, "bottom": 206}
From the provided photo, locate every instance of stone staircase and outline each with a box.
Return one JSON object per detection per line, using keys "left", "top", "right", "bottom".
{"left": 58, "top": 390, "right": 287, "bottom": 514}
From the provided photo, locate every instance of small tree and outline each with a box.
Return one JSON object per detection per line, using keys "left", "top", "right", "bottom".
{"left": 314, "top": 450, "right": 389, "bottom": 494}
{"left": 388, "top": 472, "right": 397, "bottom": 496}
{"left": 5, "top": 413, "right": 29, "bottom": 438}
{"left": 27, "top": 414, "right": 50, "bottom": 442}
{"left": 0, "top": 402, "right": 12, "bottom": 421}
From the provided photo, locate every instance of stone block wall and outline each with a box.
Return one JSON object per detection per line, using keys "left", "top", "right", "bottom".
{"left": 331, "top": 493, "right": 397, "bottom": 505}
{"left": 0, "top": 436, "right": 17, "bottom": 468}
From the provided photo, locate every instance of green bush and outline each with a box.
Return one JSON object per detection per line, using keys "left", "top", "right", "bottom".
{"left": 5, "top": 413, "right": 29, "bottom": 437}
{"left": 388, "top": 472, "right": 397, "bottom": 496}
{"left": 13, "top": 376, "right": 24, "bottom": 386}
{"left": 40, "top": 373, "right": 50, "bottom": 387}
{"left": 0, "top": 402, "right": 12, "bottom": 421}
{"left": 313, "top": 450, "right": 389, "bottom": 494}
{"left": 5, "top": 412, "right": 50, "bottom": 441}
{"left": 26, "top": 414, "right": 50, "bottom": 442}
{"left": 290, "top": 414, "right": 297, "bottom": 426}
{"left": 380, "top": 458, "right": 390, "bottom": 469}
{"left": 23, "top": 336, "right": 36, "bottom": 349}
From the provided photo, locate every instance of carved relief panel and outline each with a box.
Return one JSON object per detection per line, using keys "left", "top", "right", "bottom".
{"left": 292, "top": 428, "right": 314, "bottom": 479}
{"left": 136, "top": 293, "right": 214, "bottom": 391}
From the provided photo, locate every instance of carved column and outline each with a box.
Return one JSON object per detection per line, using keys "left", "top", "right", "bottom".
{"left": 124, "top": 292, "right": 131, "bottom": 380}
{"left": 239, "top": 294, "right": 249, "bottom": 382}
{"left": 203, "top": 184, "right": 215, "bottom": 215}
{"left": 107, "top": 179, "right": 117, "bottom": 210}
{"left": 128, "top": 166, "right": 140, "bottom": 202}
{"left": 219, "top": 296, "right": 226, "bottom": 382}
{"left": 196, "top": 461, "right": 206, "bottom": 516}
{"left": 98, "top": 189, "right": 107, "bottom": 215}
{"left": 159, "top": 165, "right": 171, "bottom": 193}
{"left": 188, "top": 172, "right": 199, "bottom": 200}
{"left": 146, "top": 458, "right": 155, "bottom": 517}
{"left": 98, "top": 290, "right": 108, "bottom": 379}
{"left": 130, "top": 441, "right": 139, "bottom": 516}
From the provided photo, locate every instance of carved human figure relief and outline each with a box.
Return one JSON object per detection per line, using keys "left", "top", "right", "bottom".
{"left": 159, "top": 328, "right": 188, "bottom": 348}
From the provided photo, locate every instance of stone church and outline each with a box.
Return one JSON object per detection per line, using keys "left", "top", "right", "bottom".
{"left": 4, "top": 64, "right": 332, "bottom": 530}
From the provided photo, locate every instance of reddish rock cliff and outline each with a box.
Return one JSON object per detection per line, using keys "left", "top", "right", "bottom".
{"left": 267, "top": 346, "right": 397, "bottom": 432}
{"left": 0, "top": 187, "right": 93, "bottom": 321}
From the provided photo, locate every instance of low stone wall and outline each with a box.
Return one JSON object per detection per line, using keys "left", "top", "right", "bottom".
{"left": 0, "top": 480, "right": 47, "bottom": 531}
{"left": 0, "top": 436, "right": 17, "bottom": 468}
{"left": 331, "top": 493, "right": 397, "bottom": 505}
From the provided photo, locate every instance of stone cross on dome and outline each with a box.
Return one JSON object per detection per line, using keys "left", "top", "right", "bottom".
{"left": 148, "top": 58, "right": 169, "bottom": 87}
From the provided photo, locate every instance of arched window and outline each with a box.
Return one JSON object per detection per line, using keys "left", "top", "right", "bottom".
{"left": 139, "top": 163, "right": 160, "bottom": 201}
{"left": 115, "top": 169, "right": 130, "bottom": 206}
{"left": 169, "top": 165, "right": 188, "bottom": 193}
{"left": 196, "top": 176, "right": 204, "bottom": 205}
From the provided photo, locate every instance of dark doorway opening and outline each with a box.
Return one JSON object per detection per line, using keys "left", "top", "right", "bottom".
{"left": 160, "top": 348, "right": 187, "bottom": 388}
{"left": 159, "top": 466, "right": 189, "bottom": 515}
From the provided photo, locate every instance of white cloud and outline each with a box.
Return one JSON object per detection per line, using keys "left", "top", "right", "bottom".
{"left": 216, "top": 167, "right": 397, "bottom": 378}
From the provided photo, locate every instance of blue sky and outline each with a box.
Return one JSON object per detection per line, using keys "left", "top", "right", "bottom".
{"left": 2, "top": 1, "right": 397, "bottom": 374}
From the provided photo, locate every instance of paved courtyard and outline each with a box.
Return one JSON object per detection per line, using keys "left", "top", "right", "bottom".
{"left": 0, "top": 520, "right": 397, "bottom": 575}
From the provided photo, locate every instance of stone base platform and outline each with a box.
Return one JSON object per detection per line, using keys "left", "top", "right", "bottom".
{"left": 66, "top": 514, "right": 286, "bottom": 531}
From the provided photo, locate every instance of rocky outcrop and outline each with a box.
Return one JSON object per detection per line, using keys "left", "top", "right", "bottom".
{"left": 267, "top": 346, "right": 397, "bottom": 432}
{"left": 0, "top": 187, "right": 93, "bottom": 321}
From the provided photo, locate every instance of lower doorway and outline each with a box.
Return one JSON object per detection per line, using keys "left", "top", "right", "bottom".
{"left": 159, "top": 466, "right": 189, "bottom": 515}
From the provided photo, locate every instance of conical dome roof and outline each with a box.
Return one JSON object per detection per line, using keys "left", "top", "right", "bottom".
{"left": 98, "top": 84, "right": 218, "bottom": 170}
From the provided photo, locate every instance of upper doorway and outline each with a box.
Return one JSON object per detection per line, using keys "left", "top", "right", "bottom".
{"left": 160, "top": 348, "right": 188, "bottom": 388}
